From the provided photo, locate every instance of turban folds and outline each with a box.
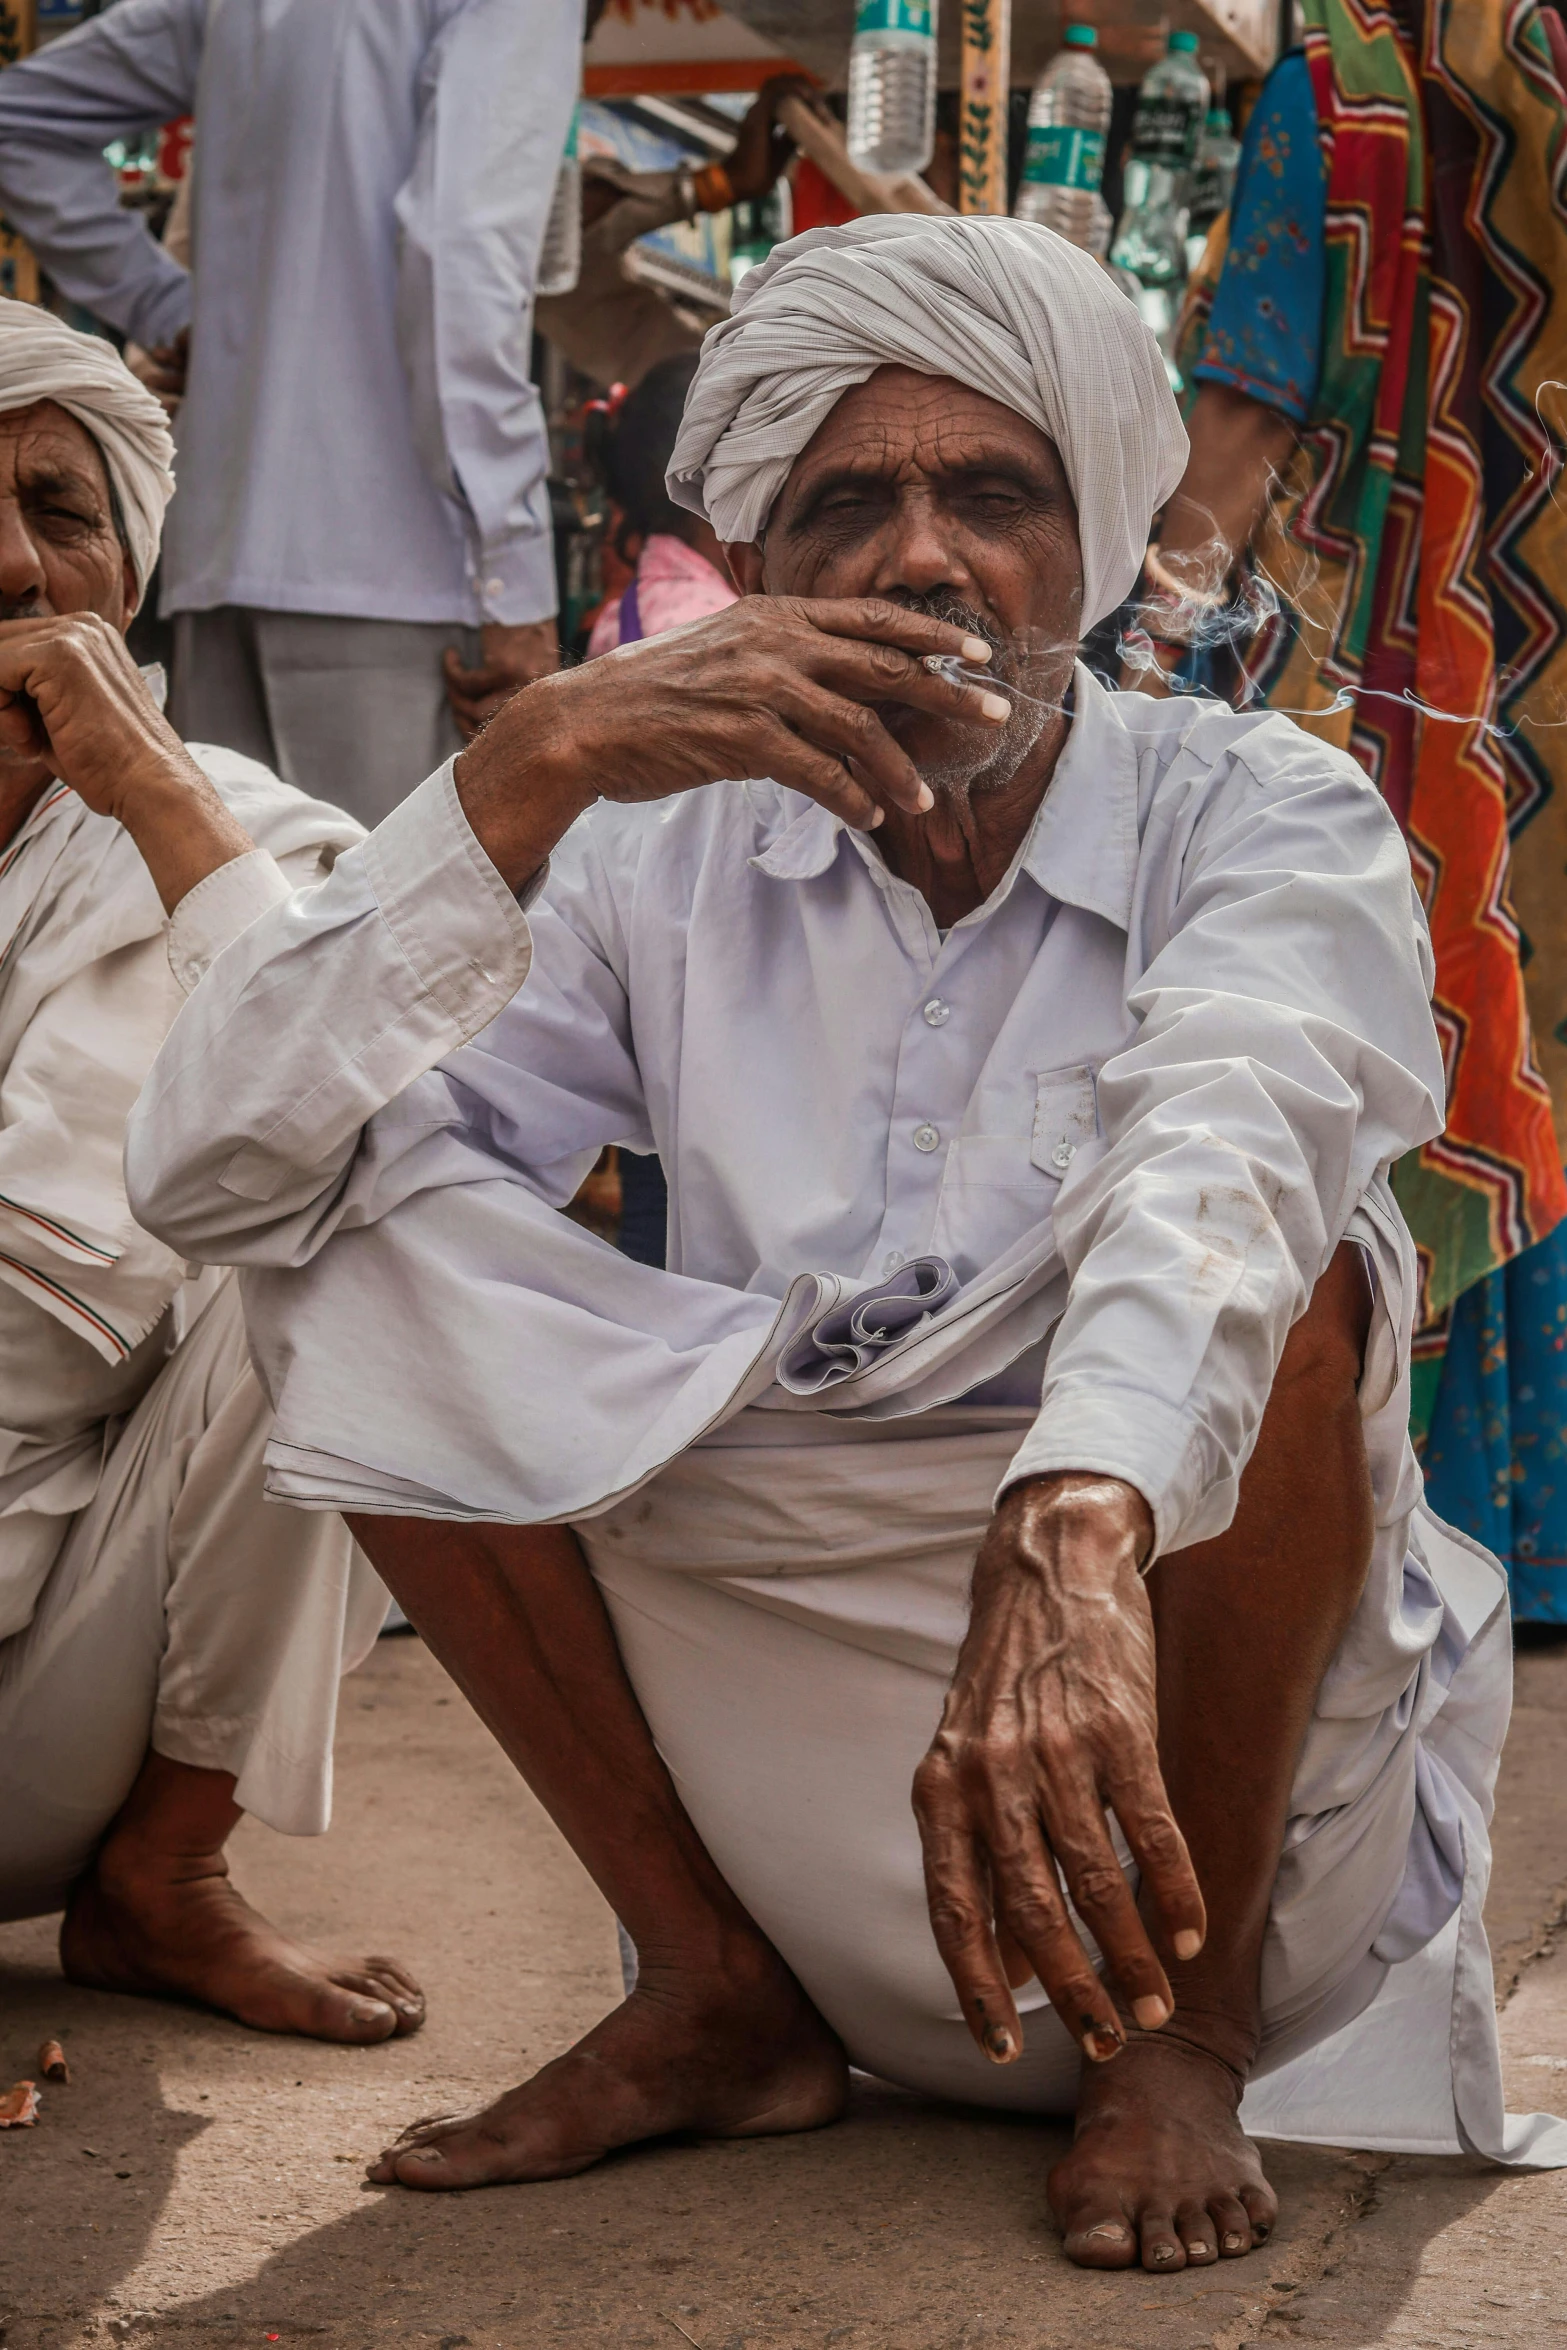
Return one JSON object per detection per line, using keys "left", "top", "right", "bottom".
{"left": 668, "top": 216, "right": 1189, "bottom": 634}
{"left": 0, "top": 296, "right": 175, "bottom": 598}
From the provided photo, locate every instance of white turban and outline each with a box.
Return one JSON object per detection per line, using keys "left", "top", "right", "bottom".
{"left": 668, "top": 216, "right": 1189, "bottom": 633}
{"left": 0, "top": 296, "right": 175, "bottom": 599}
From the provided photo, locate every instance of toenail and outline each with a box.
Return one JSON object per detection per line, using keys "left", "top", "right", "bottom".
{"left": 1184, "top": 2241, "right": 1206, "bottom": 2256}
{"left": 1085, "top": 2224, "right": 1128, "bottom": 2241}
{"left": 1152, "top": 2244, "right": 1177, "bottom": 2263}
{"left": 1223, "top": 2232, "right": 1245, "bottom": 2250}
{"left": 404, "top": 2149, "right": 443, "bottom": 2165}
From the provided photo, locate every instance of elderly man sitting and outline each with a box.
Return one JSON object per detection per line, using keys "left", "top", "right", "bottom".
{"left": 125, "top": 219, "right": 1566, "bottom": 2263}
{"left": 0, "top": 301, "right": 421, "bottom": 2043}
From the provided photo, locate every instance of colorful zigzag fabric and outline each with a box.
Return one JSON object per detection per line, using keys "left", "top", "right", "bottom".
{"left": 1200, "top": 0, "right": 1567, "bottom": 1432}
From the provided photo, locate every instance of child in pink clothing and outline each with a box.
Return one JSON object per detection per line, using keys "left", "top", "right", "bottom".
{"left": 586, "top": 354, "right": 738, "bottom": 658}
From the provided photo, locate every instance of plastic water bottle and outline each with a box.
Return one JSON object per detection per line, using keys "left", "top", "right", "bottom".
{"left": 537, "top": 106, "right": 581, "bottom": 298}
{"left": 1109, "top": 31, "right": 1211, "bottom": 293}
{"left": 1013, "top": 25, "right": 1113, "bottom": 249}
{"left": 847, "top": 0, "right": 938, "bottom": 178}
{"left": 1185, "top": 104, "right": 1242, "bottom": 271}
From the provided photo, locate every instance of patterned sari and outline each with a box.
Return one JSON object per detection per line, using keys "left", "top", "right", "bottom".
{"left": 1178, "top": 0, "right": 1567, "bottom": 1616}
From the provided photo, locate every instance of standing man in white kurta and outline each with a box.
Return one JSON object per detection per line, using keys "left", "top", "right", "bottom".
{"left": 0, "top": 300, "right": 423, "bottom": 2044}
{"left": 127, "top": 220, "right": 1567, "bottom": 2266}
{"left": 0, "top": 0, "right": 581, "bottom": 826}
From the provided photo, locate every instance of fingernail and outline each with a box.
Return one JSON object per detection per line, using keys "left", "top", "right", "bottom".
{"left": 868, "top": 806, "right": 885, "bottom": 828}
{"left": 1174, "top": 1929, "right": 1203, "bottom": 1961}
{"left": 1133, "top": 1995, "right": 1171, "bottom": 2031}
{"left": 979, "top": 692, "right": 1010, "bottom": 722}
{"left": 1083, "top": 2025, "right": 1124, "bottom": 2062}
{"left": 961, "top": 636, "right": 992, "bottom": 663}
{"left": 915, "top": 783, "right": 935, "bottom": 811}
{"left": 983, "top": 2024, "right": 1017, "bottom": 2063}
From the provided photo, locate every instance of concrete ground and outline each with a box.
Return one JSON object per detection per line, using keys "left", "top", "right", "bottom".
{"left": 3, "top": 1632, "right": 1565, "bottom": 2350}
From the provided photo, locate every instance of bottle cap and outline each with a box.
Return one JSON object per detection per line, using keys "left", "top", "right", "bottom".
{"left": 1169, "top": 28, "right": 1200, "bottom": 50}
{"left": 1206, "top": 106, "right": 1231, "bottom": 128}
{"left": 1064, "top": 23, "right": 1097, "bottom": 43}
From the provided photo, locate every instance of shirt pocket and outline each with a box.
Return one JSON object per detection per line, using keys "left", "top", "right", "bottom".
{"left": 1029, "top": 1064, "right": 1100, "bottom": 1178}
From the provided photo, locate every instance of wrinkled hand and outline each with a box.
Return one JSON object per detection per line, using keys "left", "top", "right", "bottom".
{"left": 453, "top": 593, "right": 1010, "bottom": 890}
{"left": 444, "top": 618, "right": 561, "bottom": 741}
{"left": 726, "top": 74, "right": 824, "bottom": 201}
{"left": 125, "top": 326, "right": 189, "bottom": 415}
{"left": 913, "top": 1473, "right": 1207, "bottom": 2069}
{"left": 0, "top": 613, "right": 251, "bottom": 909}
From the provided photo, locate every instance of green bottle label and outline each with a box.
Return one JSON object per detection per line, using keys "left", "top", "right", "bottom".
{"left": 1021, "top": 125, "right": 1106, "bottom": 192}
{"left": 853, "top": 0, "right": 935, "bottom": 37}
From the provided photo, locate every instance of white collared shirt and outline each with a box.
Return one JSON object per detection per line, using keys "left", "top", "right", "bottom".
{"left": 0, "top": 747, "right": 360, "bottom": 1641}
{"left": 127, "top": 666, "right": 1446, "bottom": 1549}
{"left": 0, "top": 0, "right": 579, "bottom": 626}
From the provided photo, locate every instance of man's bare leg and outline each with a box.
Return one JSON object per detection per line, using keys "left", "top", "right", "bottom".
{"left": 1048, "top": 1243, "right": 1375, "bottom": 2270}
{"left": 345, "top": 1518, "right": 847, "bottom": 2190}
{"left": 61, "top": 1751, "right": 426, "bottom": 2042}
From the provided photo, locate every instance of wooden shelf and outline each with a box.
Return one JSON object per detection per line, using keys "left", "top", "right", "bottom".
{"left": 586, "top": 2, "right": 1278, "bottom": 98}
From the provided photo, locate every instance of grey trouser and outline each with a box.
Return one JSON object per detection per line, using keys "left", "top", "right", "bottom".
{"left": 170, "top": 607, "right": 477, "bottom": 829}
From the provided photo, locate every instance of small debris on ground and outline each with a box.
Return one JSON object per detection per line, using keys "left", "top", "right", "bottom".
{"left": 0, "top": 2081, "right": 40, "bottom": 2128}
{"left": 36, "top": 2038, "right": 68, "bottom": 2083}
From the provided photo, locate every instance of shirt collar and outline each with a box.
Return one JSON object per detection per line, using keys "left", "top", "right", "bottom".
{"left": 749, "top": 662, "right": 1142, "bottom": 930}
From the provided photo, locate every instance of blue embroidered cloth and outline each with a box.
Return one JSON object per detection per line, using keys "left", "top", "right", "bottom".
{"left": 1191, "top": 50, "right": 1327, "bottom": 424}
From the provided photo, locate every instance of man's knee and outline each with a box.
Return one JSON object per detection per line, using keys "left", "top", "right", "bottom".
{"left": 1273, "top": 1240, "right": 1374, "bottom": 1404}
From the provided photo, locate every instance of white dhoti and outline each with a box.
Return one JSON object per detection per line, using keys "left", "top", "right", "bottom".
{"left": 0, "top": 1277, "right": 387, "bottom": 1922}
{"left": 577, "top": 1198, "right": 1567, "bottom": 2166}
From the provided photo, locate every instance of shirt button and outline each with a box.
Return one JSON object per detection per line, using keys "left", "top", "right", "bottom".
{"left": 1052, "top": 1138, "right": 1076, "bottom": 1170}
{"left": 913, "top": 1122, "right": 941, "bottom": 1153}
{"left": 922, "top": 997, "right": 951, "bottom": 1028}
{"left": 484, "top": 575, "right": 505, "bottom": 597}
{"left": 881, "top": 1249, "right": 906, "bottom": 1275}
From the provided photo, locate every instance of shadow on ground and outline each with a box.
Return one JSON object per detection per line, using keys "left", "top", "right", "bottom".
{"left": 1, "top": 1636, "right": 1559, "bottom": 2350}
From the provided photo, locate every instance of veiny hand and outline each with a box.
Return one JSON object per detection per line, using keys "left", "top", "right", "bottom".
{"left": 444, "top": 618, "right": 562, "bottom": 741}
{"left": 0, "top": 612, "right": 251, "bottom": 909}
{"left": 125, "top": 327, "right": 189, "bottom": 415}
{"left": 913, "top": 1473, "right": 1207, "bottom": 2070}
{"left": 453, "top": 593, "right": 1011, "bottom": 890}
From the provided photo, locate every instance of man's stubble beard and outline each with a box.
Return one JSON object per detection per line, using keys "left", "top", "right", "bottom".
{"left": 888, "top": 590, "right": 1064, "bottom": 805}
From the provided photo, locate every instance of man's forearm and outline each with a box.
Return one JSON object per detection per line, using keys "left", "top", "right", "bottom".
{"left": 1156, "top": 384, "right": 1299, "bottom": 593}
{"left": 453, "top": 675, "right": 598, "bottom": 891}
{"left": 114, "top": 755, "right": 256, "bottom": 914}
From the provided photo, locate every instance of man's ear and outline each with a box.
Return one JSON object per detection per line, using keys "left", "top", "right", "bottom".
{"left": 724, "top": 541, "right": 766, "bottom": 596}
{"left": 117, "top": 546, "right": 141, "bottom": 634}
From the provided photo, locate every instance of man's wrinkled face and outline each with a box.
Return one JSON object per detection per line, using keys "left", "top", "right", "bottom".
{"left": 0, "top": 398, "right": 135, "bottom": 626}
{"left": 728, "top": 365, "right": 1084, "bottom": 799}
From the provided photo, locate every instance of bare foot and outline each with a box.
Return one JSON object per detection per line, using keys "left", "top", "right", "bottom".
{"left": 61, "top": 1841, "right": 425, "bottom": 2045}
{"left": 368, "top": 1945, "right": 847, "bottom": 2190}
{"left": 1048, "top": 2031, "right": 1278, "bottom": 2272}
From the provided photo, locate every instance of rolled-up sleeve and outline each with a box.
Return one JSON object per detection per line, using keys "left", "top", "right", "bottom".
{"left": 393, "top": 0, "right": 582, "bottom": 626}
{"left": 1002, "top": 728, "right": 1445, "bottom": 1556}
{"left": 0, "top": 0, "right": 201, "bottom": 349}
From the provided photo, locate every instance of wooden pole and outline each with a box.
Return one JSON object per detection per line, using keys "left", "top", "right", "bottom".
{"left": 777, "top": 92, "right": 951, "bottom": 220}
{"left": 958, "top": 0, "right": 1012, "bottom": 215}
